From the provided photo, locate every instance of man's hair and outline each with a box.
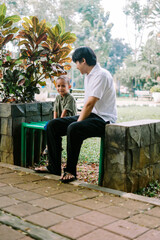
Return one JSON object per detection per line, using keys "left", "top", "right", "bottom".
{"left": 56, "top": 75, "right": 70, "bottom": 85}
{"left": 72, "top": 46, "right": 97, "bottom": 66}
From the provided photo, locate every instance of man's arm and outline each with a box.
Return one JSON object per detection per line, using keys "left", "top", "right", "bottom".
{"left": 77, "top": 96, "right": 99, "bottom": 122}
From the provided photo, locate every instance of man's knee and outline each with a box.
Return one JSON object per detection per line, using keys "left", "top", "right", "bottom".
{"left": 47, "top": 119, "right": 60, "bottom": 131}
{"left": 67, "top": 122, "right": 81, "bottom": 137}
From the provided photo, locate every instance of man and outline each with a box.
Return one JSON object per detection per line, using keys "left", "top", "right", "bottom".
{"left": 35, "top": 46, "right": 117, "bottom": 183}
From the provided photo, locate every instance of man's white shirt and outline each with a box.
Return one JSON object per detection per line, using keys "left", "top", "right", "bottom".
{"left": 84, "top": 63, "right": 117, "bottom": 123}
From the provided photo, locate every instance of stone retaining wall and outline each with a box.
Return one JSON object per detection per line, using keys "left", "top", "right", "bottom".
{"left": 0, "top": 102, "right": 53, "bottom": 165}
{"left": 103, "top": 119, "right": 160, "bottom": 193}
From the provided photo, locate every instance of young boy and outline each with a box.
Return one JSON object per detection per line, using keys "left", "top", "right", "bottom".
{"left": 53, "top": 75, "right": 77, "bottom": 118}
{"left": 35, "top": 75, "right": 77, "bottom": 168}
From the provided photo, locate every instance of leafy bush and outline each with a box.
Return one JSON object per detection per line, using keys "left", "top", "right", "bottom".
{"left": 150, "top": 84, "right": 160, "bottom": 93}
{"left": 0, "top": 3, "right": 76, "bottom": 103}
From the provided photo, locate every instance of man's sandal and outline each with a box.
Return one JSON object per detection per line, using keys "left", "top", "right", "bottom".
{"left": 60, "top": 172, "right": 77, "bottom": 183}
{"left": 34, "top": 166, "right": 50, "bottom": 173}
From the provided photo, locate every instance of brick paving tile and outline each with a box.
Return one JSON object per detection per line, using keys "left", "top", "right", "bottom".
{"left": 77, "top": 228, "right": 128, "bottom": 240}
{"left": 104, "top": 219, "right": 148, "bottom": 239}
{"left": 3, "top": 202, "right": 43, "bottom": 217}
{"left": 0, "top": 182, "right": 7, "bottom": 187}
{"left": 98, "top": 205, "right": 136, "bottom": 219}
{"left": 31, "top": 186, "right": 64, "bottom": 196}
{"left": 51, "top": 203, "right": 89, "bottom": 218}
{"left": 135, "top": 229, "right": 160, "bottom": 240}
{"left": 128, "top": 213, "right": 160, "bottom": 228}
{"left": 19, "top": 174, "right": 44, "bottom": 182}
{"left": 0, "top": 185, "right": 23, "bottom": 195}
{"left": 0, "top": 224, "right": 27, "bottom": 240}
{"left": 20, "top": 236, "right": 34, "bottom": 240}
{"left": 76, "top": 210, "right": 118, "bottom": 227}
{"left": 53, "top": 191, "right": 86, "bottom": 203}
{"left": 29, "top": 197, "right": 65, "bottom": 209}
{"left": 157, "top": 226, "right": 160, "bottom": 231}
{"left": 144, "top": 206, "right": 160, "bottom": 218}
{"left": 72, "top": 187, "right": 100, "bottom": 198}
{"left": 95, "top": 193, "right": 126, "bottom": 205}
{"left": 10, "top": 190, "right": 43, "bottom": 201}
{"left": 117, "top": 199, "right": 153, "bottom": 212}
{"left": 0, "top": 172, "right": 23, "bottom": 179}
{"left": 0, "top": 168, "right": 13, "bottom": 174}
{"left": 0, "top": 177, "right": 29, "bottom": 185}
{"left": 14, "top": 182, "right": 44, "bottom": 191}
{"left": 25, "top": 210, "right": 67, "bottom": 228}
{"left": 0, "top": 196, "right": 20, "bottom": 208}
{"left": 50, "top": 219, "right": 96, "bottom": 239}
{"left": 74, "top": 198, "right": 109, "bottom": 210}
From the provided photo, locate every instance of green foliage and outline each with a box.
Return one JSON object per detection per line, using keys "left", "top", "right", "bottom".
{"left": 0, "top": 3, "right": 76, "bottom": 103}
{"left": 150, "top": 84, "right": 160, "bottom": 92}
{"left": 136, "top": 180, "right": 160, "bottom": 197}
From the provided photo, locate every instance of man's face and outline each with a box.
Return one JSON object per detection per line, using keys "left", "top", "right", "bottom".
{"left": 75, "top": 60, "right": 86, "bottom": 74}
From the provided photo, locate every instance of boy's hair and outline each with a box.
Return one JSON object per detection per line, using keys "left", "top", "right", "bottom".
{"left": 56, "top": 75, "right": 70, "bottom": 85}
{"left": 72, "top": 46, "right": 97, "bottom": 66}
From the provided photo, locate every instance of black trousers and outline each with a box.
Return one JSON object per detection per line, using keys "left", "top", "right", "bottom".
{"left": 46, "top": 113, "right": 107, "bottom": 176}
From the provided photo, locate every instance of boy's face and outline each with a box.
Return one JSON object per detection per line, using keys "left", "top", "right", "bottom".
{"left": 56, "top": 78, "right": 69, "bottom": 97}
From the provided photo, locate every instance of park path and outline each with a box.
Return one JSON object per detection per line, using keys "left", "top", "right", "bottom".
{"left": 0, "top": 162, "right": 160, "bottom": 240}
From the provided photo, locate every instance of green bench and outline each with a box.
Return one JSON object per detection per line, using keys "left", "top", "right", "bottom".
{"left": 21, "top": 121, "right": 105, "bottom": 185}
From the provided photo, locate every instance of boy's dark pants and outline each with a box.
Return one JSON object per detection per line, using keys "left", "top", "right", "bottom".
{"left": 46, "top": 113, "right": 106, "bottom": 176}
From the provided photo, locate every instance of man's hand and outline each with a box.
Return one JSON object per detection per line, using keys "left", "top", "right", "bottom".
{"left": 77, "top": 96, "right": 99, "bottom": 121}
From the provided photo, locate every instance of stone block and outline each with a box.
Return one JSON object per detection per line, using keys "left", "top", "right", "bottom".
{"left": 127, "top": 125, "right": 141, "bottom": 149}
{"left": 155, "top": 122, "right": 160, "bottom": 143}
{"left": 150, "top": 144, "right": 160, "bottom": 164}
{"left": 0, "top": 117, "right": 12, "bottom": 135}
{"left": 103, "top": 171, "right": 127, "bottom": 192}
{"left": 105, "top": 124, "right": 126, "bottom": 150}
{"left": 152, "top": 164, "right": 160, "bottom": 181}
{"left": 11, "top": 104, "right": 25, "bottom": 117}
{"left": 41, "top": 101, "right": 53, "bottom": 115}
{"left": 25, "top": 102, "right": 41, "bottom": 116}
{"left": 140, "top": 125, "right": 151, "bottom": 147}
{"left": 139, "top": 147, "right": 150, "bottom": 169}
{"left": 104, "top": 148, "right": 126, "bottom": 173}
{"left": 0, "top": 103, "right": 11, "bottom": 117}
{"left": 0, "top": 151, "right": 14, "bottom": 164}
{"left": 125, "top": 148, "right": 140, "bottom": 172}
{"left": 41, "top": 114, "right": 53, "bottom": 121}
{"left": 0, "top": 135, "right": 13, "bottom": 152}
{"left": 126, "top": 172, "right": 139, "bottom": 193}
{"left": 25, "top": 116, "right": 41, "bottom": 123}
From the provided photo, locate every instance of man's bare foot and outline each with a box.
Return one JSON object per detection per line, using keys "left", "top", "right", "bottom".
{"left": 34, "top": 166, "right": 50, "bottom": 173}
{"left": 60, "top": 172, "right": 76, "bottom": 183}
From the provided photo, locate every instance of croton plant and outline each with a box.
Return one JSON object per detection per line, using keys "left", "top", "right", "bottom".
{"left": 0, "top": 3, "right": 76, "bottom": 103}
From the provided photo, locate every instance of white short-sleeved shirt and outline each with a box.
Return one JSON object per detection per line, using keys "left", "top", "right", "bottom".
{"left": 84, "top": 63, "right": 117, "bottom": 123}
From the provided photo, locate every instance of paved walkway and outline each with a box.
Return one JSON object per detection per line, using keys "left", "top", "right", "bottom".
{"left": 0, "top": 163, "right": 160, "bottom": 240}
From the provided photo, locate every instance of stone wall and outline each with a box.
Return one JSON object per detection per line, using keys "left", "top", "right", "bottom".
{"left": 103, "top": 119, "right": 160, "bottom": 193}
{"left": 0, "top": 102, "right": 53, "bottom": 165}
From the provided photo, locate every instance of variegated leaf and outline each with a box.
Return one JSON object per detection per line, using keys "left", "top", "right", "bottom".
{"left": 4, "top": 15, "right": 21, "bottom": 23}
{"left": 58, "top": 16, "right": 65, "bottom": 35}
{"left": 0, "top": 3, "right": 6, "bottom": 16}
{"left": 64, "top": 64, "right": 71, "bottom": 70}
{"left": 32, "top": 16, "right": 39, "bottom": 33}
